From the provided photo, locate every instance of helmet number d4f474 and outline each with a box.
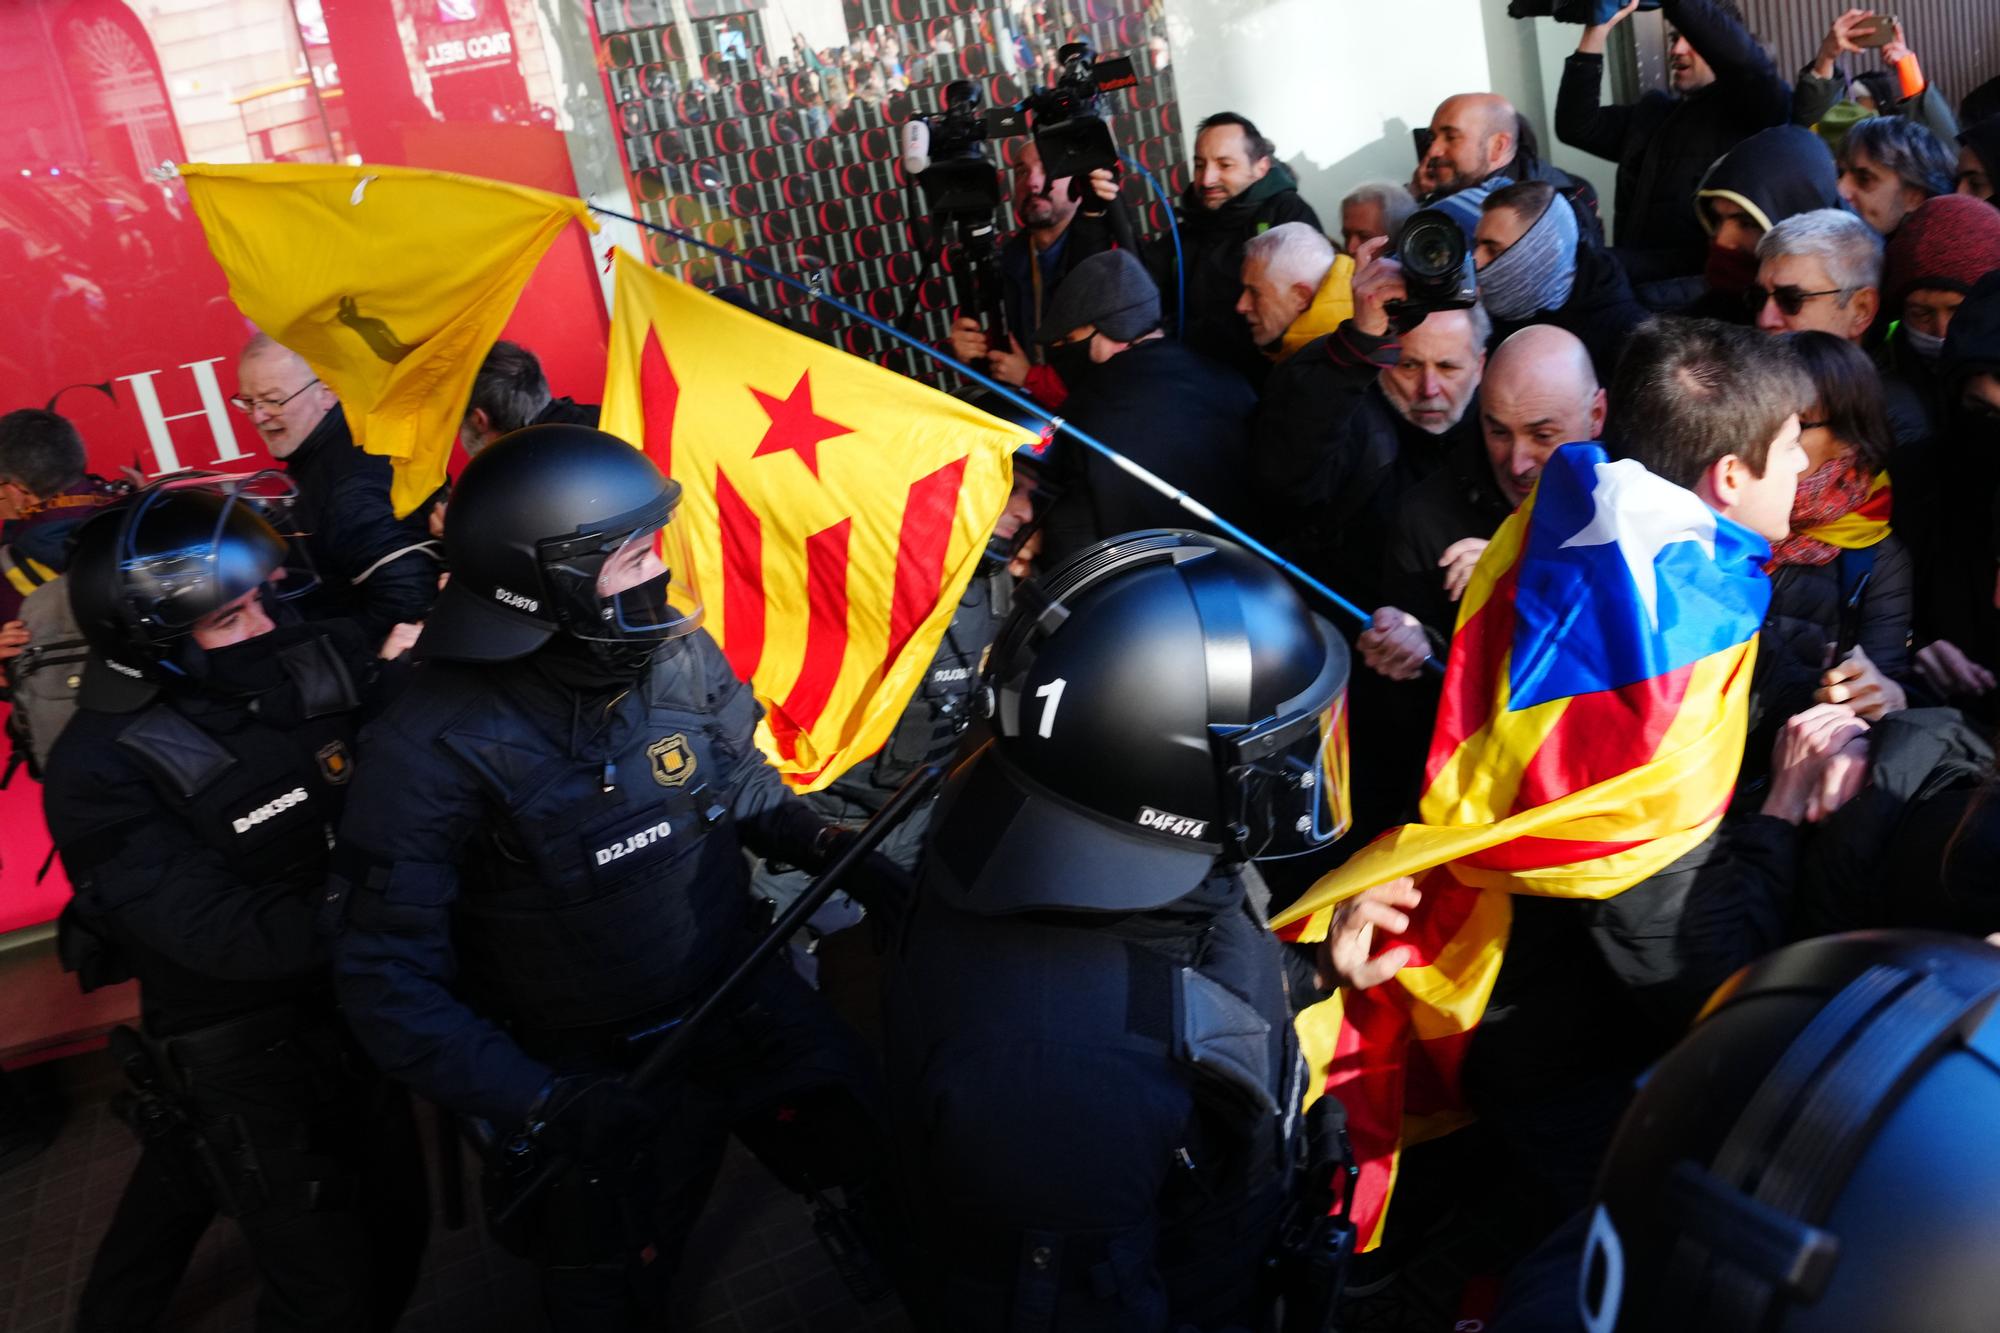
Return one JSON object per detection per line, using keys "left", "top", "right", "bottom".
{"left": 1033, "top": 677, "right": 1067, "bottom": 739}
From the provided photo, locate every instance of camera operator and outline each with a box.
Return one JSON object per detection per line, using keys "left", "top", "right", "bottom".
{"left": 946, "top": 141, "right": 1121, "bottom": 406}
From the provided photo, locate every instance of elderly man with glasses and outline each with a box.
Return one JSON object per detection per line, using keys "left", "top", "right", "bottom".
{"left": 233, "top": 334, "right": 439, "bottom": 637}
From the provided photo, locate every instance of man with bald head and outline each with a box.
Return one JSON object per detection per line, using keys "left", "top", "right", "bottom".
{"left": 1366, "top": 325, "right": 1606, "bottom": 676}
{"left": 1419, "top": 93, "right": 1605, "bottom": 246}
{"left": 234, "top": 334, "right": 438, "bottom": 636}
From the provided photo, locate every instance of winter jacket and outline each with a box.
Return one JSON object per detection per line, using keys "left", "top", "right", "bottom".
{"left": 1556, "top": 0, "right": 1790, "bottom": 283}
{"left": 1248, "top": 322, "right": 1478, "bottom": 611}
{"left": 0, "top": 474, "right": 126, "bottom": 623}
{"left": 1488, "top": 239, "right": 1650, "bottom": 384}
{"left": 281, "top": 408, "right": 440, "bottom": 639}
{"left": 1744, "top": 535, "right": 1914, "bottom": 782}
{"left": 1149, "top": 164, "right": 1322, "bottom": 386}
{"left": 1791, "top": 63, "right": 1959, "bottom": 145}
{"left": 1382, "top": 434, "right": 1515, "bottom": 643}
{"left": 1794, "top": 707, "right": 1998, "bottom": 938}
{"left": 1035, "top": 337, "right": 1258, "bottom": 568}
{"left": 1268, "top": 253, "right": 1356, "bottom": 362}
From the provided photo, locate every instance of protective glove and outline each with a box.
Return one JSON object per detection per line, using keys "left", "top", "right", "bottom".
{"left": 533, "top": 1074, "right": 659, "bottom": 1167}
{"left": 813, "top": 825, "right": 917, "bottom": 926}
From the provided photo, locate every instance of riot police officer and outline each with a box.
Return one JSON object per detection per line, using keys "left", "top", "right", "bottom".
{"left": 329, "top": 425, "right": 894, "bottom": 1330}
{"left": 43, "top": 476, "right": 428, "bottom": 1332}
{"left": 1487, "top": 931, "right": 2000, "bottom": 1333}
{"left": 884, "top": 530, "right": 1354, "bottom": 1330}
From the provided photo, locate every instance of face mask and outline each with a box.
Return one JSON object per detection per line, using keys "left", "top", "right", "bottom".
{"left": 1477, "top": 199, "right": 1580, "bottom": 321}
{"left": 1045, "top": 339, "right": 1096, "bottom": 388}
{"left": 1902, "top": 325, "right": 1945, "bottom": 360}
{"left": 1703, "top": 241, "right": 1761, "bottom": 297}
{"left": 602, "top": 569, "right": 676, "bottom": 639}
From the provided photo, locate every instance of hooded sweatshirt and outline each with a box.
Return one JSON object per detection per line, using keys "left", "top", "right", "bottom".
{"left": 1961, "top": 116, "right": 2000, "bottom": 203}
{"left": 1695, "top": 125, "right": 1844, "bottom": 241}
{"left": 1269, "top": 252, "right": 1357, "bottom": 362}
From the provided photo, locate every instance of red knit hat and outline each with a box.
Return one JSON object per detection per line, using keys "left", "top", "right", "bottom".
{"left": 1883, "top": 194, "right": 2000, "bottom": 310}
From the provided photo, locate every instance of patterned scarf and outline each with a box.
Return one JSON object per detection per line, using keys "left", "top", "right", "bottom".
{"left": 1768, "top": 459, "right": 1891, "bottom": 567}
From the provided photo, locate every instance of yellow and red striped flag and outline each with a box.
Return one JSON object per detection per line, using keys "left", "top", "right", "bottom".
{"left": 180, "top": 162, "right": 594, "bottom": 517}
{"left": 600, "top": 250, "right": 1026, "bottom": 790}
{"left": 1272, "top": 443, "right": 1772, "bottom": 1251}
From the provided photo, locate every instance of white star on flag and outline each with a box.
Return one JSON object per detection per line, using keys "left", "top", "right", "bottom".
{"left": 1559, "top": 458, "right": 1717, "bottom": 630}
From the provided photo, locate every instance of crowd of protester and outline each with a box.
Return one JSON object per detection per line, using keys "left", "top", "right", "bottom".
{"left": 7, "top": 0, "right": 2000, "bottom": 1327}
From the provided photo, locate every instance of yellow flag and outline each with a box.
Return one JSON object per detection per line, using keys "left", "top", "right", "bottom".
{"left": 601, "top": 250, "right": 1028, "bottom": 790}
{"left": 179, "top": 162, "right": 594, "bottom": 517}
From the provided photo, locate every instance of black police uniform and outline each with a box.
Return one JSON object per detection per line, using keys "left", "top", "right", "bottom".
{"left": 887, "top": 846, "right": 1298, "bottom": 1329}
{"left": 882, "top": 532, "right": 1354, "bottom": 1331}
{"left": 331, "top": 631, "right": 886, "bottom": 1327}
{"left": 46, "top": 621, "right": 427, "bottom": 1333}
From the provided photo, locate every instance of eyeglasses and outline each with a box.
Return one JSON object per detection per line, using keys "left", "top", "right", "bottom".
{"left": 1798, "top": 419, "right": 1829, "bottom": 431}
{"left": 228, "top": 378, "right": 320, "bottom": 416}
{"left": 1745, "top": 285, "right": 1847, "bottom": 317}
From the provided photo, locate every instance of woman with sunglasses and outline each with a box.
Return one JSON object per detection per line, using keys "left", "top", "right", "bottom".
{"left": 1744, "top": 331, "right": 1915, "bottom": 784}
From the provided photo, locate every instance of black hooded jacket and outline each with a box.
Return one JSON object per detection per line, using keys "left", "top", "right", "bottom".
{"left": 1899, "top": 272, "right": 2000, "bottom": 697}
{"left": 1677, "top": 124, "right": 1843, "bottom": 322}
{"left": 1555, "top": 0, "right": 1790, "bottom": 284}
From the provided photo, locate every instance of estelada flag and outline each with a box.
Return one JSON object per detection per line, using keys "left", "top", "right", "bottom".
{"left": 179, "top": 162, "right": 594, "bottom": 517}
{"left": 1271, "top": 442, "right": 1772, "bottom": 1251}
{"left": 599, "top": 250, "right": 1026, "bottom": 791}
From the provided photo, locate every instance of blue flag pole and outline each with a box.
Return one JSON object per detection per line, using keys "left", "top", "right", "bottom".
{"left": 589, "top": 203, "right": 1440, "bottom": 677}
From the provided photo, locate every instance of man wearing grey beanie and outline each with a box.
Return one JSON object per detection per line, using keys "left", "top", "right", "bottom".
{"left": 1030, "top": 249, "right": 1259, "bottom": 566}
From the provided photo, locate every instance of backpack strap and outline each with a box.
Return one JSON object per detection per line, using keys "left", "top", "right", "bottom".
{"left": 0, "top": 545, "right": 55, "bottom": 598}
{"left": 116, "top": 706, "right": 238, "bottom": 802}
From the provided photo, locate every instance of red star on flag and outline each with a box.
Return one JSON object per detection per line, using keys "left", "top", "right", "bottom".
{"left": 749, "top": 370, "right": 854, "bottom": 479}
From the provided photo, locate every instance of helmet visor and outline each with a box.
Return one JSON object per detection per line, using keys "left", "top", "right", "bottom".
{"left": 548, "top": 505, "right": 703, "bottom": 643}
{"left": 119, "top": 472, "right": 297, "bottom": 634}
{"left": 1231, "top": 690, "right": 1351, "bottom": 859}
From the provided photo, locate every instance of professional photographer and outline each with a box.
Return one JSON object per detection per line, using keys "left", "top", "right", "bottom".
{"left": 945, "top": 139, "right": 1122, "bottom": 407}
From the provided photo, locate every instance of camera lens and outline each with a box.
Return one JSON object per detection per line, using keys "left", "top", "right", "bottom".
{"left": 1400, "top": 215, "right": 1463, "bottom": 280}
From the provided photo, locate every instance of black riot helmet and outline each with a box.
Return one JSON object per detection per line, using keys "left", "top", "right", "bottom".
{"left": 418, "top": 423, "right": 702, "bottom": 663}
{"left": 67, "top": 473, "right": 296, "bottom": 707}
{"left": 1580, "top": 931, "right": 2000, "bottom": 1333}
{"left": 927, "top": 530, "right": 1351, "bottom": 914}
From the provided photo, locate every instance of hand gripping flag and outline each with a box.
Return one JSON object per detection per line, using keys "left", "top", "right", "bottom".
{"left": 179, "top": 163, "right": 594, "bottom": 517}
{"left": 1271, "top": 442, "right": 1772, "bottom": 1252}
{"left": 600, "top": 251, "right": 1025, "bottom": 791}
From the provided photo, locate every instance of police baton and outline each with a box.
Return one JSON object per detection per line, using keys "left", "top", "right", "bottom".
{"left": 491, "top": 761, "right": 946, "bottom": 1229}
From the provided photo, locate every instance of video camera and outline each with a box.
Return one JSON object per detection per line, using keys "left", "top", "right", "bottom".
{"left": 900, "top": 42, "right": 1140, "bottom": 222}
{"left": 1505, "top": 0, "right": 1659, "bottom": 20}
{"left": 1385, "top": 207, "right": 1478, "bottom": 333}
{"left": 1019, "top": 42, "right": 1139, "bottom": 182}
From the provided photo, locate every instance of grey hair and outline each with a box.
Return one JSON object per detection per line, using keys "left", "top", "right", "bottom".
{"left": 1842, "top": 116, "right": 1957, "bottom": 200}
{"left": 1340, "top": 179, "right": 1420, "bottom": 243}
{"left": 1242, "top": 221, "right": 1336, "bottom": 292}
{"left": 1755, "top": 208, "right": 1884, "bottom": 300}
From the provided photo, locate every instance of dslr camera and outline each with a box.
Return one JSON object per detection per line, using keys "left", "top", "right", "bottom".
{"left": 1386, "top": 207, "right": 1478, "bottom": 332}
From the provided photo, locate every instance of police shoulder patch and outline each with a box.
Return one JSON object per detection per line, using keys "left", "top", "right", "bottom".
{"left": 317, "top": 740, "right": 353, "bottom": 785}
{"left": 648, "top": 733, "right": 696, "bottom": 787}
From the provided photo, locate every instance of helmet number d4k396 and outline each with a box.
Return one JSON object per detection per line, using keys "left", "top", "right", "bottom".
{"left": 1034, "top": 677, "right": 1067, "bottom": 739}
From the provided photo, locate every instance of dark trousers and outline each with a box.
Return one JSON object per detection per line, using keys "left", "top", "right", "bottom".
{"left": 77, "top": 1029, "right": 429, "bottom": 1333}
{"left": 521, "top": 962, "right": 887, "bottom": 1333}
